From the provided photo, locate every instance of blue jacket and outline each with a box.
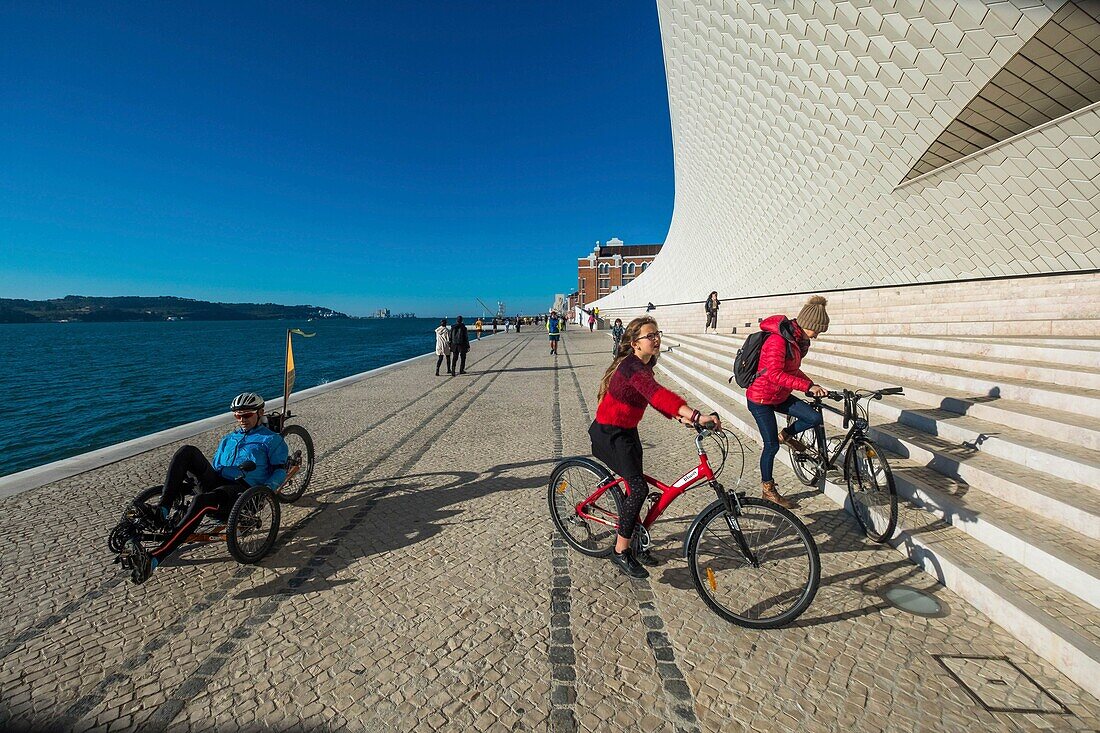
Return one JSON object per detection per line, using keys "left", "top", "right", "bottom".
{"left": 212, "top": 425, "right": 289, "bottom": 489}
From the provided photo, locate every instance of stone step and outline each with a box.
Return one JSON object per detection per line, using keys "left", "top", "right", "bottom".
{"left": 671, "top": 335, "right": 1100, "bottom": 493}
{"left": 654, "top": 354, "right": 1100, "bottom": 702}
{"left": 808, "top": 338, "right": 1100, "bottom": 392}
{"left": 671, "top": 332, "right": 1100, "bottom": 453}
{"left": 796, "top": 319, "right": 1100, "bottom": 338}
{"left": 666, "top": 338, "right": 1100, "bottom": 540}
{"left": 803, "top": 346, "right": 1100, "bottom": 419}
{"left": 958, "top": 335, "right": 1100, "bottom": 351}
{"left": 825, "top": 333, "right": 1100, "bottom": 369}
{"left": 658, "top": 349, "right": 1100, "bottom": 606}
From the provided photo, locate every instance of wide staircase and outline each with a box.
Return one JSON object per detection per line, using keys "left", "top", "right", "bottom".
{"left": 654, "top": 272, "right": 1100, "bottom": 700}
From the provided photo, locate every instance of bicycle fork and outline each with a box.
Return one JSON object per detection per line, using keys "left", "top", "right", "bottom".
{"left": 714, "top": 481, "right": 760, "bottom": 568}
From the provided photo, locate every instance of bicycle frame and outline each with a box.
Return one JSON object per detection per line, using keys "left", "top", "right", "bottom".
{"left": 574, "top": 437, "right": 720, "bottom": 532}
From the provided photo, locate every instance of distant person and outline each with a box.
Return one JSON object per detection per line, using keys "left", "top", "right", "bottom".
{"left": 588, "top": 310, "right": 596, "bottom": 332}
{"left": 515, "top": 315, "right": 522, "bottom": 334}
{"left": 745, "top": 295, "right": 831, "bottom": 510}
{"left": 705, "top": 291, "right": 720, "bottom": 334}
{"left": 118, "top": 392, "right": 288, "bottom": 584}
{"left": 450, "top": 315, "right": 471, "bottom": 374}
{"left": 475, "top": 318, "right": 483, "bottom": 340}
{"left": 610, "top": 318, "right": 625, "bottom": 355}
{"left": 505, "top": 318, "right": 511, "bottom": 333}
{"left": 547, "top": 310, "right": 562, "bottom": 355}
{"left": 492, "top": 318, "right": 499, "bottom": 335}
{"left": 435, "top": 318, "right": 453, "bottom": 376}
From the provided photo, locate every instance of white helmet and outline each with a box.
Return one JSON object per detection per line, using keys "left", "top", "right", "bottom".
{"left": 230, "top": 392, "right": 264, "bottom": 412}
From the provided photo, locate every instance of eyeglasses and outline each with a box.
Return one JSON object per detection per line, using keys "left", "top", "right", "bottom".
{"left": 635, "top": 331, "right": 663, "bottom": 343}
{"left": 233, "top": 410, "right": 259, "bottom": 418}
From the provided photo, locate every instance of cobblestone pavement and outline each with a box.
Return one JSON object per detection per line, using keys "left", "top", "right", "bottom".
{"left": 2, "top": 330, "right": 1098, "bottom": 732}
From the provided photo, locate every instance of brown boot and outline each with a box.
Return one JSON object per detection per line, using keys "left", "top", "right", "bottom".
{"left": 762, "top": 480, "right": 799, "bottom": 509}
{"left": 778, "top": 428, "right": 809, "bottom": 454}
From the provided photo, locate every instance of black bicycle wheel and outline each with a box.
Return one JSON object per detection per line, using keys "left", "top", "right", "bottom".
{"left": 785, "top": 415, "right": 822, "bottom": 486}
{"left": 845, "top": 439, "right": 898, "bottom": 543}
{"left": 548, "top": 458, "right": 623, "bottom": 558}
{"left": 226, "top": 486, "right": 281, "bottom": 563}
{"left": 277, "top": 425, "right": 315, "bottom": 503}
{"left": 687, "top": 497, "right": 820, "bottom": 629}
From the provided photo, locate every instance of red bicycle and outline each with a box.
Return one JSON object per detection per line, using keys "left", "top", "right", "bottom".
{"left": 549, "top": 425, "right": 820, "bottom": 629}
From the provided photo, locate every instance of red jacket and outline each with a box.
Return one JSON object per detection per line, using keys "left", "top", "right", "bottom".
{"left": 595, "top": 355, "right": 686, "bottom": 428}
{"left": 744, "top": 315, "right": 813, "bottom": 405}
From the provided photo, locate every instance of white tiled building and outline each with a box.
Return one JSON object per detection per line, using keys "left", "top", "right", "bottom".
{"left": 593, "top": 0, "right": 1100, "bottom": 310}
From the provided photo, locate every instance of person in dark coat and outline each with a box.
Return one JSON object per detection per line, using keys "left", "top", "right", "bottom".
{"left": 450, "top": 315, "right": 471, "bottom": 374}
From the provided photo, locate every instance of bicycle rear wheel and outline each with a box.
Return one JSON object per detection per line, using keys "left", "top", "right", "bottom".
{"left": 277, "top": 425, "right": 315, "bottom": 503}
{"left": 785, "top": 416, "right": 822, "bottom": 486}
{"left": 845, "top": 439, "right": 898, "bottom": 543}
{"left": 687, "top": 497, "right": 820, "bottom": 629}
{"left": 548, "top": 458, "right": 622, "bottom": 558}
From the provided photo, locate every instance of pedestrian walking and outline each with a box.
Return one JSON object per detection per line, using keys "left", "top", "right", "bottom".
{"left": 610, "top": 318, "right": 625, "bottom": 355}
{"left": 434, "top": 319, "right": 453, "bottom": 376}
{"left": 492, "top": 318, "right": 499, "bottom": 335}
{"left": 745, "top": 295, "right": 831, "bottom": 509}
{"left": 705, "top": 291, "right": 720, "bottom": 333}
{"left": 516, "top": 315, "right": 522, "bottom": 333}
{"left": 505, "top": 318, "right": 511, "bottom": 333}
{"left": 450, "top": 315, "right": 471, "bottom": 374}
{"left": 547, "top": 310, "right": 562, "bottom": 355}
{"left": 475, "top": 318, "right": 483, "bottom": 340}
{"left": 588, "top": 310, "right": 596, "bottom": 332}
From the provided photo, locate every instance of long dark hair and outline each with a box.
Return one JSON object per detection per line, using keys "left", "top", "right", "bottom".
{"left": 598, "top": 316, "right": 659, "bottom": 401}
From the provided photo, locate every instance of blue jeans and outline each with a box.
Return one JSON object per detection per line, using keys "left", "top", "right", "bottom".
{"left": 747, "top": 396, "right": 822, "bottom": 483}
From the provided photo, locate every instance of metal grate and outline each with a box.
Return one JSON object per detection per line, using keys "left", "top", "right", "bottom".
{"left": 934, "top": 654, "right": 1072, "bottom": 715}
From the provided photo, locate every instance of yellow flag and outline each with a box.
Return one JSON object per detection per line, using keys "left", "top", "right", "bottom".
{"left": 284, "top": 330, "right": 296, "bottom": 403}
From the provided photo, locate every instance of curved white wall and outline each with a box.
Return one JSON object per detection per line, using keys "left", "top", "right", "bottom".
{"left": 594, "top": 0, "right": 1100, "bottom": 310}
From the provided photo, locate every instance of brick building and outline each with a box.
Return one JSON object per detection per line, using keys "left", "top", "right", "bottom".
{"left": 575, "top": 237, "right": 661, "bottom": 309}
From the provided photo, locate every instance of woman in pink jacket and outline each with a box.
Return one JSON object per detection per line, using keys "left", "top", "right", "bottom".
{"left": 745, "top": 295, "right": 831, "bottom": 509}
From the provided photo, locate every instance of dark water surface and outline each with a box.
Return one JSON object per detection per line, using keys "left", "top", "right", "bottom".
{"left": 0, "top": 318, "right": 447, "bottom": 478}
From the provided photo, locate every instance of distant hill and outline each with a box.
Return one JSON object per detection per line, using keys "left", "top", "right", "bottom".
{"left": 0, "top": 295, "right": 350, "bottom": 323}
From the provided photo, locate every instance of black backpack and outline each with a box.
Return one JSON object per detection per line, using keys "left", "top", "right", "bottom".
{"left": 729, "top": 330, "right": 771, "bottom": 388}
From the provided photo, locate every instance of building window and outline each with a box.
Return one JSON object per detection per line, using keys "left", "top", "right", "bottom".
{"left": 622, "top": 262, "right": 636, "bottom": 276}
{"left": 581, "top": 278, "right": 586, "bottom": 293}
{"left": 641, "top": 262, "right": 648, "bottom": 272}
{"left": 598, "top": 263, "right": 610, "bottom": 275}
{"left": 598, "top": 278, "right": 610, "bottom": 290}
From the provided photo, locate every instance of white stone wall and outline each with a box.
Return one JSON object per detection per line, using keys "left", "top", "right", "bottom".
{"left": 594, "top": 0, "right": 1100, "bottom": 310}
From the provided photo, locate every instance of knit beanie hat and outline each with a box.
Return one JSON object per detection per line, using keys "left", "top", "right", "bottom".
{"left": 797, "top": 295, "right": 829, "bottom": 333}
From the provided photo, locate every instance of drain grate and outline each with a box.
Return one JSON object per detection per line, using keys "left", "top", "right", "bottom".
{"left": 934, "top": 655, "right": 1071, "bottom": 715}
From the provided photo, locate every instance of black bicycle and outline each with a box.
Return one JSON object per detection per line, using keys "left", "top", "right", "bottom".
{"left": 784, "top": 387, "right": 903, "bottom": 543}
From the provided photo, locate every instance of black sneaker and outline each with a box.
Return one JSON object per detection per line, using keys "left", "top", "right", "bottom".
{"left": 635, "top": 548, "right": 659, "bottom": 567}
{"left": 124, "top": 502, "right": 168, "bottom": 532}
{"left": 120, "top": 538, "right": 154, "bottom": 585}
{"left": 611, "top": 549, "right": 649, "bottom": 579}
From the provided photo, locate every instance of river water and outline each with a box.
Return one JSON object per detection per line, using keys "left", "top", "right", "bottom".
{"left": 0, "top": 318, "right": 454, "bottom": 478}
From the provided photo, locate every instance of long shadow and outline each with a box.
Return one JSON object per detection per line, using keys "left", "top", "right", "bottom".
{"left": 234, "top": 458, "right": 559, "bottom": 600}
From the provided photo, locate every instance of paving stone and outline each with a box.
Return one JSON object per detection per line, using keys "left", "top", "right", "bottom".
{"left": 0, "top": 332, "right": 1098, "bottom": 732}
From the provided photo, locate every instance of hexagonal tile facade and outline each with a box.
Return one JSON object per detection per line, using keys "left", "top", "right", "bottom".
{"left": 593, "top": 0, "right": 1100, "bottom": 311}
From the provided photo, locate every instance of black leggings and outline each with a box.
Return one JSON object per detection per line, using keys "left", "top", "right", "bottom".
{"left": 154, "top": 445, "right": 247, "bottom": 561}
{"left": 436, "top": 354, "right": 449, "bottom": 373}
{"left": 452, "top": 351, "right": 467, "bottom": 372}
{"left": 589, "top": 422, "right": 649, "bottom": 541}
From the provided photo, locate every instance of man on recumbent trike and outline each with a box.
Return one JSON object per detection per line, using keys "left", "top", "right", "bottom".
{"left": 113, "top": 392, "right": 289, "bottom": 584}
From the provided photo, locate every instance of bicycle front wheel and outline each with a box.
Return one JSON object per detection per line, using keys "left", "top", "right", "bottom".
{"left": 845, "top": 439, "right": 898, "bottom": 543}
{"left": 277, "top": 425, "right": 315, "bottom": 503}
{"left": 227, "top": 486, "right": 281, "bottom": 563}
{"left": 548, "top": 458, "right": 622, "bottom": 558}
{"left": 687, "top": 497, "right": 820, "bottom": 629}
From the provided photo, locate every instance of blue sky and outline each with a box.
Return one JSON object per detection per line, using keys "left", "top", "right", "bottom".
{"left": 0, "top": 2, "right": 674, "bottom": 317}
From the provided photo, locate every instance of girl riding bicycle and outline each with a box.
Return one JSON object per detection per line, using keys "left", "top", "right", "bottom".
{"left": 590, "top": 315, "right": 721, "bottom": 578}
